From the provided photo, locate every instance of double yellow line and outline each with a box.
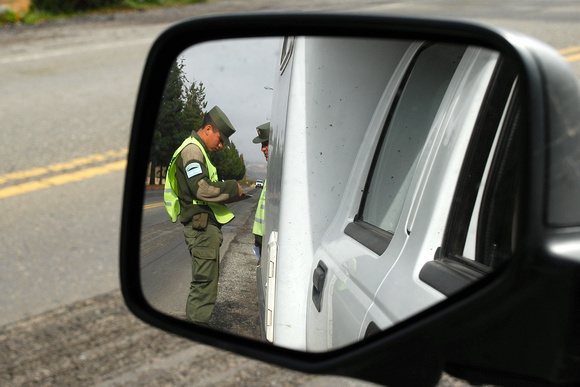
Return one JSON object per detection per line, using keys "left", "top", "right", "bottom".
{"left": 0, "top": 149, "right": 127, "bottom": 200}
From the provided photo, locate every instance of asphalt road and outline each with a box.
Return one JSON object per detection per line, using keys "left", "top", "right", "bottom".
{"left": 140, "top": 187, "right": 261, "bottom": 325}
{"left": 1, "top": 0, "right": 579, "bottom": 385}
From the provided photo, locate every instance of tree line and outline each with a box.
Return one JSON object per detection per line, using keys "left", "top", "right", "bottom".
{"left": 148, "top": 60, "right": 246, "bottom": 185}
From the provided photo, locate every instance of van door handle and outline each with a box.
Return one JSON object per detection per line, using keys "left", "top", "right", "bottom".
{"left": 312, "top": 261, "right": 327, "bottom": 312}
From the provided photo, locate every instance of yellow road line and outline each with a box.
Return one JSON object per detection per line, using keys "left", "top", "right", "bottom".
{"left": 559, "top": 46, "right": 580, "bottom": 55}
{"left": 564, "top": 53, "right": 580, "bottom": 63}
{"left": 0, "top": 160, "right": 127, "bottom": 200}
{"left": 143, "top": 202, "right": 164, "bottom": 210}
{"left": 0, "top": 149, "right": 128, "bottom": 185}
{"left": 560, "top": 46, "right": 580, "bottom": 63}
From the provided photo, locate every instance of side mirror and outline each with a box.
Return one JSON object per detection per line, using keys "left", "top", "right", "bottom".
{"left": 121, "top": 13, "right": 580, "bottom": 387}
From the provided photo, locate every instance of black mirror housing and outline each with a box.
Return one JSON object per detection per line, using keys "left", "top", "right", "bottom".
{"left": 121, "top": 13, "right": 580, "bottom": 387}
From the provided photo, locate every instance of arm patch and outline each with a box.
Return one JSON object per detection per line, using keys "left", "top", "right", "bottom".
{"left": 185, "top": 162, "right": 203, "bottom": 178}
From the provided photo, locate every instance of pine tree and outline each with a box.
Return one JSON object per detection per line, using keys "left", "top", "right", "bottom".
{"left": 209, "top": 142, "right": 246, "bottom": 181}
{"left": 184, "top": 80, "right": 207, "bottom": 131}
{"left": 149, "top": 60, "right": 207, "bottom": 184}
{"left": 149, "top": 59, "right": 246, "bottom": 185}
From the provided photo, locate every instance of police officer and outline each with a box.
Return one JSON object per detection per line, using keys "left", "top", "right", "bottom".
{"left": 164, "top": 106, "right": 243, "bottom": 326}
{"left": 252, "top": 122, "right": 269, "bottom": 258}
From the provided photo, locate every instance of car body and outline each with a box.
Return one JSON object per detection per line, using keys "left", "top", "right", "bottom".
{"left": 255, "top": 179, "right": 264, "bottom": 188}
{"left": 259, "top": 36, "right": 512, "bottom": 351}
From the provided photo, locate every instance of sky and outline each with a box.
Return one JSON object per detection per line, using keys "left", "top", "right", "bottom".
{"left": 180, "top": 37, "right": 282, "bottom": 164}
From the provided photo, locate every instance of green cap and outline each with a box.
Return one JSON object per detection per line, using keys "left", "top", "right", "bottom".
{"left": 208, "top": 106, "right": 236, "bottom": 147}
{"left": 252, "top": 122, "right": 270, "bottom": 144}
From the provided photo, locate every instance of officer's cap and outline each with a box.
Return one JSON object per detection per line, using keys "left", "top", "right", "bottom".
{"left": 252, "top": 122, "right": 270, "bottom": 144}
{"left": 208, "top": 106, "right": 236, "bottom": 147}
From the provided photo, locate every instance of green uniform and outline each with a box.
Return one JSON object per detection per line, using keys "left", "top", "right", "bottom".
{"left": 165, "top": 131, "right": 238, "bottom": 325}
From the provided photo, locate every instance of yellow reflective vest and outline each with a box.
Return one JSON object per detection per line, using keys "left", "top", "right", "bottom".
{"left": 164, "top": 136, "right": 234, "bottom": 225}
{"left": 252, "top": 180, "right": 266, "bottom": 237}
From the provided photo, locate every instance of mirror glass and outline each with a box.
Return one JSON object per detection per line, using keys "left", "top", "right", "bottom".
{"left": 139, "top": 36, "right": 521, "bottom": 352}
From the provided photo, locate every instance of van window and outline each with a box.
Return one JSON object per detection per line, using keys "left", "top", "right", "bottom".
{"left": 360, "top": 44, "right": 466, "bottom": 234}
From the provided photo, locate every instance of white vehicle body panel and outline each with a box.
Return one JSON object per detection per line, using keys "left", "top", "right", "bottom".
{"left": 263, "top": 37, "right": 412, "bottom": 349}
{"left": 261, "top": 36, "right": 501, "bottom": 351}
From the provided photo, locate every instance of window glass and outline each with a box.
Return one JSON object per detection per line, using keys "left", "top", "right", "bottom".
{"left": 361, "top": 44, "right": 466, "bottom": 233}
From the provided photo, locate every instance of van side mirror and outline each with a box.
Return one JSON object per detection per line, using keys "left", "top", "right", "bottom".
{"left": 121, "top": 13, "right": 580, "bottom": 387}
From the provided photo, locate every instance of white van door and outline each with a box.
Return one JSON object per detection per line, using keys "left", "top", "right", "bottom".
{"left": 307, "top": 43, "right": 512, "bottom": 351}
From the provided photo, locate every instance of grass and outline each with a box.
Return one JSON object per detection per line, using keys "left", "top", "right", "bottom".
{"left": 0, "top": 0, "right": 206, "bottom": 25}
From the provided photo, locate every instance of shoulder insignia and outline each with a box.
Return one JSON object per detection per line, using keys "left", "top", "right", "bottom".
{"left": 185, "top": 162, "right": 203, "bottom": 178}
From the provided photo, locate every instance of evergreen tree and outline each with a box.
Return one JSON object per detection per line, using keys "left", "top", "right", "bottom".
{"left": 149, "top": 60, "right": 207, "bottom": 184}
{"left": 184, "top": 80, "right": 207, "bottom": 131}
{"left": 209, "top": 142, "right": 246, "bottom": 181}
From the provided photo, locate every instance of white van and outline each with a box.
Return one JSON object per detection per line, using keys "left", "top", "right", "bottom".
{"left": 258, "top": 36, "right": 517, "bottom": 351}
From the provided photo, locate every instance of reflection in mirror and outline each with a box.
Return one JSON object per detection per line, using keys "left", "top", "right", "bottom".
{"left": 139, "top": 36, "right": 520, "bottom": 352}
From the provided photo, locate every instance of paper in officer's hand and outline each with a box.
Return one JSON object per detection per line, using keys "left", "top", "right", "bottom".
{"left": 225, "top": 193, "right": 252, "bottom": 203}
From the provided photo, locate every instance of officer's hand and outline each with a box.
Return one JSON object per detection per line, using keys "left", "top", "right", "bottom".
{"left": 238, "top": 183, "right": 243, "bottom": 197}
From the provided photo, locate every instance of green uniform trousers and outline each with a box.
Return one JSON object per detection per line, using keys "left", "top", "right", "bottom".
{"left": 183, "top": 222, "right": 223, "bottom": 326}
